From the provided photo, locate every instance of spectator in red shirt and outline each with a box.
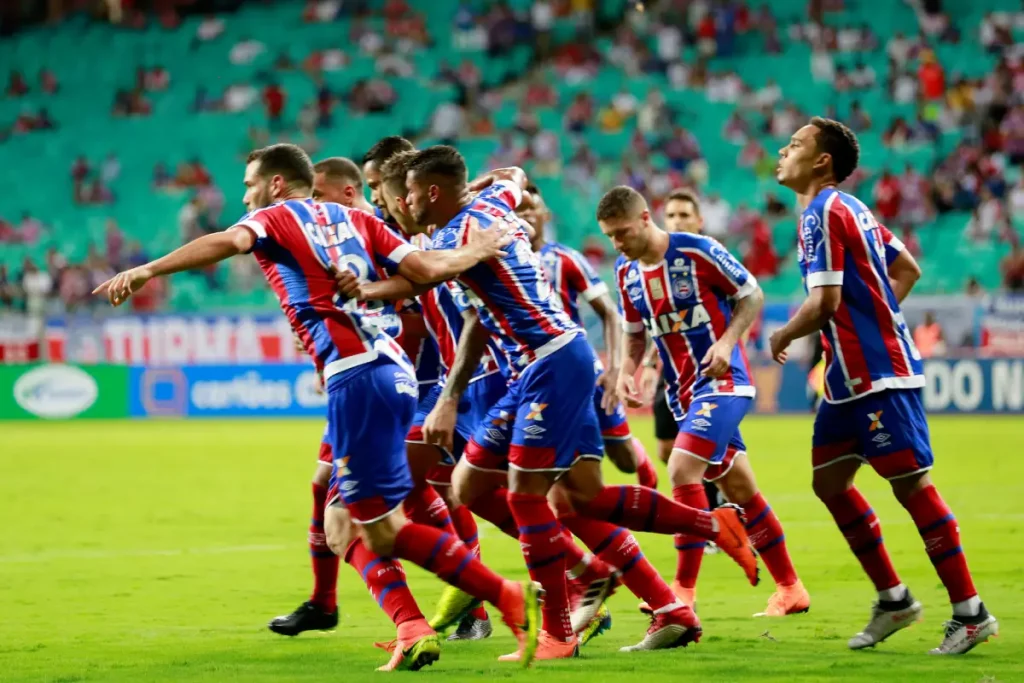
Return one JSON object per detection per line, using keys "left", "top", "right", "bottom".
{"left": 263, "top": 83, "right": 286, "bottom": 130}
{"left": 743, "top": 217, "right": 779, "bottom": 278}
{"left": 39, "top": 68, "right": 58, "bottom": 94}
{"left": 872, "top": 170, "right": 902, "bottom": 223}
{"left": 6, "top": 70, "right": 28, "bottom": 97}
{"left": 917, "top": 49, "right": 945, "bottom": 100}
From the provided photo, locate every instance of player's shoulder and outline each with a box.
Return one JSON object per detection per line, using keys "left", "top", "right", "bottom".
{"left": 669, "top": 230, "right": 724, "bottom": 256}
{"left": 614, "top": 253, "right": 635, "bottom": 278}
{"left": 542, "top": 240, "right": 583, "bottom": 261}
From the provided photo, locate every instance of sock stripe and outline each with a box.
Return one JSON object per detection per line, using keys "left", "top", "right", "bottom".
{"left": 449, "top": 552, "right": 474, "bottom": 581}
{"left": 591, "top": 527, "right": 625, "bottom": 556}
{"left": 755, "top": 535, "right": 785, "bottom": 553}
{"left": 837, "top": 508, "right": 874, "bottom": 533}
{"left": 918, "top": 513, "right": 955, "bottom": 535}
{"left": 644, "top": 490, "right": 658, "bottom": 531}
{"left": 852, "top": 537, "right": 884, "bottom": 556}
{"left": 423, "top": 534, "right": 449, "bottom": 571}
{"left": 744, "top": 506, "right": 770, "bottom": 530}
{"left": 930, "top": 545, "right": 963, "bottom": 565}
{"left": 619, "top": 551, "right": 643, "bottom": 574}
{"left": 361, "top": 557, "right": 384, "bottom": 580}
{"left": 376, "top": 580, "right": 408, "bottom": 607}
{"left": 519, "top": 520, "right": 558, "bottom": 535}
{"left": 609, "top": 486, "right": 628, "bottom": 525}
{"left": 310, "top": 550, "right": 335, "bottom": 559}
{"left": 463, "top": 532, "right": 479, "bottom": 545}
{"left": 674, "top": 541, "right": 706, "bottom": 551}
{"left": 310, "top": 518, "right": 324, "bottom": 529}
{"left": 525, "top": 551, "right": 565, "bottom": 571}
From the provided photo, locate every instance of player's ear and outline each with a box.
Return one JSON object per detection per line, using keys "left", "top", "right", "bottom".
{"left": 814, "top": 152, "right": 832, "bottom": 176}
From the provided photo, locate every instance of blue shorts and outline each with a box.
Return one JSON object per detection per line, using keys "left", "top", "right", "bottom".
{"left": 325, "top": 361, "right": 418, "bottom": 523}
{"left": 407, "top": 372, "right": 508, "bottom": 465}
{"left": 674, "top": 395, "right": 750, "bottom": 482}
{"left": 465, "top": 334, "right": 603, "bottom": 472}
{"left": 812, "top": 388, "right": 933, "bottom": 480}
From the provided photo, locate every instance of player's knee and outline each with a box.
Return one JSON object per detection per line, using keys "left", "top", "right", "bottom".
{"left": 312, "top": 462, "right": 332, "bottom": 487}
{"left": 360, "top": 513, "right": 405, "bottom": 557}
{"left": 605, "top": 441, "right": 637, "bottom": 473}
{"left": 812, "top": 469, "right": 850, "bottom": 502}
{"left": 718, "top": 474, "right": 756, "bottom": 505}
{"left": 656, "top": 440, "right": 674, "bottom": 465}
{"left": 667, "top": 450, "right": 705, "bottom": 486}
{"left": 890, "top": 471, "right": 931, "bottom": 505}
{"left": 324, "top": 505, "right": 353, "bottom": 556}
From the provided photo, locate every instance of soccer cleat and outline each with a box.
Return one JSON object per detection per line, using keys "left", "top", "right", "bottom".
{"left": 495, "top": 580, "right": 542, "bottom": 668}
{"left": 267, "top": 601, "right": 338, "bottom": 636}
{"left": 499, "top": 630, "right": 579, "bottom": 662}
{"left": 580, "top": 604, "right": 612, "bottom": 647}
{"left": 754, "top": 580, "right": 811, "bottom": 617}
{"left": 704, "top": 541, "right": 721, "bottom": 555}
{"left": 620, "top": 604, "right": 702, "bottom": 652}
{"left": 929, "top": 606, "right": 998, "bottom": 655}
{"left": 848, "top": 592, "right": 923, "bottom": 650}
{"left": 570, "top": 572, "right": 618, "bottom": 634}
{"left": 428, "top": 586, "right": 477, "bottom": 634}
{"left": 374, "top": 621, "right": 441, "bottom": 672}
{"left": 639, "top": 582, "right": 696, "bottom": 616}
{"left": 712, "top": 504, "right": 760, "bottom": 586}
{"left": 446, "top": 614, "right": 493, "bottom": 641}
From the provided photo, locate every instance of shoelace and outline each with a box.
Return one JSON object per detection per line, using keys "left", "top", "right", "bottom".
{"left": 940, "top": 619, "right": 964, "bottom": 639}
{"left": 374, "top": 639, "right": 399, "bottom": 653}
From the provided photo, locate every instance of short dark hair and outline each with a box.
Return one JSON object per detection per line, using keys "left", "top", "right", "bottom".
{"left": 665, "top": 188, "right": 700, "bottom": 215}
{"left": 525, "top": 182, "right": 541, "bottom": 196}
{"left": 362, "top": 136, "right": 415, "bottom": 166}
{"left": 596, "top": 186, "right": 647, "bottom": 222}
{"left": 247, "top": 144, "right": 314, "bottom": 189}
{"left": 809, "top": 116, "right": 860, "bottom": 184}
{"left": 407, "top": 145, "right": 468, "bottom": 185}
{"left": 313, "top": 157, "right": 363, "bottom": 189}
{"left": 380, "top": 149, "right": 419, "bottom": 194}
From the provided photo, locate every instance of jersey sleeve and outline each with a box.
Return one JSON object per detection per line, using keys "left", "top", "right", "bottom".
{"left": 801, "top": 198, "right": 846, "bottom": 288}
{"left": 878, "top": 223, "right": 905, "bottom": 266}
{"left": 355, "top": 210, "right": 419, "bottom": 274}
{"left": 479, "top": 180, "right": 523, "bottom": 211}
{"left": 689, "top": 236, "right": 759, "bottom": 299}
{"left": 563, "top": 248, "right": 608, "bottom": 302}
{"left": 615, "top": 263, "right": 645, "bottom": 333}
{"left": 232, "top": 208, "right": 276, "bottom": 252}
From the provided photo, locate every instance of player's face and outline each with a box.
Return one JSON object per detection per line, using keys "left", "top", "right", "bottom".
{"left": 242, "top": 161, "right": 274, "bottom": 211}
{"left": 363, "top": 161, "right": 387, "bottom": 214}
{"left": 776, "top": 124, "right": 821, "bottom": 190}
{"left": 312, "top": 172, "right": 353, "bottom": 206}
{"left": 518, "top": 194, "right": 548, "bottom": 242}
{"left": 599, "top": 211, "right": 650, "bottom": 261}
{"left": 382, "top": 181, "right": 425, "bottom": 235}
{"left": 405, "top": 172, "right": 435, "bottom": 227}
{"left": 664, "top": 199, "right": 702, "bottom": 234}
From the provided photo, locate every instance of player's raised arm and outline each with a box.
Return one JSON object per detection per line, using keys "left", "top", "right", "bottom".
{"left": 93, "top": 228, "right": 254, "bottom": 306}
{"left": 467, "top": 166, "right": 528, "bottom": 196}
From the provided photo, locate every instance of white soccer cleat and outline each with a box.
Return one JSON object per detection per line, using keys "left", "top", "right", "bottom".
{"left": 570, "top": 573, "right": 618, "bottom": 634}
{"left": 619, "top": 604, "right": 701, "bottom": 652}
{"left": 929, "top": 609, "right": 998, "bottom": 655}
{"left": 848, "top": 596, "right": 923, "bottom": 650}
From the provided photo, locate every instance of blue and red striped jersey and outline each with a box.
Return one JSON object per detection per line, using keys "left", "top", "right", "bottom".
{"left": 235, "top": 199, "right": 415, "bottom": 381}
{"left": 420, "top": 281, "right": 506, "bottom": 383}
{"left": 431, "top": 181, "right": 579, "bottom": 378}
{"left": 538, "top": 241, "right": 608, "bottom": 327}
{"left": 797, "top": 187, "right": 923, "bottom": 404}
{"left": 616, "top": 232, "right": 758, "bottom": 419}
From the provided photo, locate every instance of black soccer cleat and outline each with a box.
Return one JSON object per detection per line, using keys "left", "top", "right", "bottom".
{"left": 268, "top": 601, "right": 339, "bottom": 636}
{"left": 446, "top": 614, "right": 493, "bottom": 641}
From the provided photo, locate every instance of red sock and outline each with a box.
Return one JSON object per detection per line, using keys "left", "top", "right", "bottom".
{"left": 560, "top": 524, "right": 614, "bottom": 583}
{"left": 450, "top": 503, "right": 488, "bottom": 621}
{"left": 345, "top": 538, "right": 422, "bottom": 626}
{"left": 742, "top": 493, "right": 798, "bottom": 587}
{"left": 563, "top": 514, "right": 676, "bottom": 611}
{"left": 672, "top": 484, "right": 707, "bottom": 590}
{"left": 632, "top": 438, "right": 659, "bottom": 489}
{"left": 309, "top": 482, "right": 339, "bottom": 611}
{"left": 578, "top": 485, "right": 716, "bottom": 539}
{"left": 392, "top": 523, "right": 505, "bottom": 606}
{"left": 508, "top": 491, "right": 573, "bottom": 641}
{"left": 822, "top": 487, "right": 901, "bottom": 592}
{"left": 468, "top": 487, "right": 519, "bottom": 539}
{"left": 403, "top": 482, "right": 458, "bottom": 536}
{"left": 902, "top": 485, "right": 977, "bottom": 604}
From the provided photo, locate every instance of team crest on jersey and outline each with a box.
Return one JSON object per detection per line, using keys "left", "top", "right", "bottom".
{"left": 672, "top": 274, "right": 694, "bottom": 299}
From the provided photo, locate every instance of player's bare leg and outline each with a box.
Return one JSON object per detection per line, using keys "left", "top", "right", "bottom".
{"left": 714, "top": 456, "right": 808, "bottom": 617}
{"left": 357, "top": 506, "right": 541, "bottom": 668}
{"left": 813, "top": 458, "right": 922, "bottom": 649}
{"left": 604, "top": 437, "right": 658, "bottom": 490}
{"left": 269, "top": 460, "right": 339, "bottom": 637}
{"left": 889, "top": 471, "right": 997, "bottom": 654}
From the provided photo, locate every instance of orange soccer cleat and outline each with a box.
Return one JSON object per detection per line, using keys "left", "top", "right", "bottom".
{"left": 374, "top": 619, "right": 441, "bottom": 672}
{"left": 499, "top": 630, "right": 579, "bottom": 662}
{"left": 712, "top": 504, "right": 760, "bottom": 586}
{"left": 755, "top": 579, "right": 811, "bottom": 617}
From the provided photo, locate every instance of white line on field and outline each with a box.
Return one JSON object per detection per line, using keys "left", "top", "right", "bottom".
{"left": 0, "top": 543, "right": 288, "bottom": 564}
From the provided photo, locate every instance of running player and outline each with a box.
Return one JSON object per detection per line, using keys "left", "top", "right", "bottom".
{"left": 599, "top": 185, "right": 809, "bottom": 617}
{"left": 94, "top": 143, "right": 541, "bottom": 671}
{"left": 393, "top": 146, "right": 757, "bottom": 659}
{"left": 520, "top": 184, "right": 659, "bottom": 490}
{"left": 269, "top": 155, "right": 404, "bottom": 637}
{"left": 771, "top": 117, "right": 997, "bottom": 654}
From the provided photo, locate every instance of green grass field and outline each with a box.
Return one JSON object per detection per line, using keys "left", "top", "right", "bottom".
{"left": 1, "top": 415, "right": 1021, "bottom": 682}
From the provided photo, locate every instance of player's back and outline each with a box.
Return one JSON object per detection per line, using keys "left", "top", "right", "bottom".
{"left": 238, "top": 199, "right": 413, "bottom": 380}
{"left": 432, "top": 182, "right": 578, "bottom": 376}
{"left": 797, "top": 188, "right": 923, "bottom": 403}
{"left": 539, "top": 241, "right": 608, "bottom": 327}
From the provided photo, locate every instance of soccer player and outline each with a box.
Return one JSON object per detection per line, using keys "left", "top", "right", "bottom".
{"left": 599, "top": 185, "right": 809, "bottom": 617}
{"left": 771, "top": 117, "right": 997, "bottom": 654}
{"left": 269, "top": 154, "right": 404, "bottom": 637}
{"left": 392, "top": 146, "right": 756, "bottom": 658}
{"left": 520, "top": 184, "right": 659, "bottom": 490}
{"left": 94, "top": 143, "right": 541, "bottom": 671}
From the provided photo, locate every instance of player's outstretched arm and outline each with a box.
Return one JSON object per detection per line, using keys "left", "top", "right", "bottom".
{"left": 93, "top": 228, "right": 254, "bottom": 306}
{"left": 398, "top": 221, "right": 512, "bottom": 284}
{"left": 701, "top": 285, "right": 764, "bottom": 378}
{"left": 768, "top": 285, "right": 841, "bottom": 364}
{"left": 887, "top": 249, "right": 921, "bottom": 304}
{"left": 467, "top": 167, "right": 528, "bottom": 195}
{"left": 354, "top": 273, "right": 436, "bottom": 301}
